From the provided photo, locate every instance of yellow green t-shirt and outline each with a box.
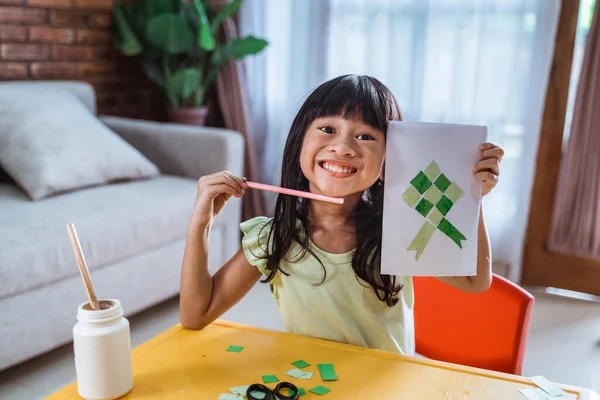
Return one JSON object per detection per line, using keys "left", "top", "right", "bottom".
{"left": 241, "top": 216, "right": 415, "bottom": 355}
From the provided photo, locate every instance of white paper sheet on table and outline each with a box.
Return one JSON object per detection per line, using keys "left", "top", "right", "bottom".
{"left": 381, "top": 121, "right": 487, "bottom": 276}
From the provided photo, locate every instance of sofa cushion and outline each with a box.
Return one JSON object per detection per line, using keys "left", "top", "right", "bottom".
{"left": 0, "top": 88, "right": 159, "bottom": 200}
{"left": 0, "top": 176, "right": 204, "bottom": 300}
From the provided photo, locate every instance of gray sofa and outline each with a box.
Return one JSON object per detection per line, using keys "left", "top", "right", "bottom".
{"left": 0, "top": 81, "right": 244, "bottom": 371}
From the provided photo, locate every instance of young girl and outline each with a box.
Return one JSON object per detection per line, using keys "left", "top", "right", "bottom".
{"left": 179, "top": 75, "right": 503, "bottom": 356}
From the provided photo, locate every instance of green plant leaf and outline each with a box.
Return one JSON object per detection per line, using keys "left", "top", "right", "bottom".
{"left": 211, "top": 0, "right": 243, "bottom": 33}
{"left": 211, "top": 35, "right": 268, "bottom": 66}
{"left": 146, "top": 13, "right": 194, "bottom": 55}
{"left": 112, "top": 6, "right": 143, "bottom": 56}
{"left": 143, "top": 0, "right": 173, "bottom": 18}
{"left": 141, "top": 60, "right": 165, "bottom": 87}
{"left": 193, "top": 0, "right": 216, "bottom": 51}
{"left": 168, "top": 67, "right": 202, "bottom": 102}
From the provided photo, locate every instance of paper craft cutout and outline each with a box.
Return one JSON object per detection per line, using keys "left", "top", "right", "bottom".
{"left": 285, "top": 368, "right": 313, "bottom": 380}
{"left": 292, "top": 359, "right": 311, "bottom": 369}
{"left": 403, "top": 161, "right": 467, "bottom": 260}
{"left": 317, "top": 363, "right": 337, "bottom": 381}
{"left": 230, "top": 385, "right": 250, "bottom": 395}
{"left": 381, "top": 121, "right": 486, "bottom": 277}
{"left": 226, "top": 345, "right": 244, "bottom": 353}
{"left": 261, "top": 375, "right": 279, "bottom": 384}
{"left": 309, "top": 386, "right": 331, "bottom": 395}
{"left": 529, "top": 376, "right": 568, "bottom": 397}
{"left": 297, "top": 388, "right": 306, "bottom": 396}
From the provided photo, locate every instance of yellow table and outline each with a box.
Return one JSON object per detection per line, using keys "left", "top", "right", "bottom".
{"left": 48, "top": 320, "right": 599, "bottom": 400}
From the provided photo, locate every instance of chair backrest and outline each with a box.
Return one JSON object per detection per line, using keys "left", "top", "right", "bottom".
{"left": 413, "top": 274, "right": 534, "bottom": 375}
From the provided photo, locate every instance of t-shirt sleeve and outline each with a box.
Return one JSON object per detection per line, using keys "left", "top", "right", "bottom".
{"left": 240, "top": 216, "right": 273, "bottom": 276}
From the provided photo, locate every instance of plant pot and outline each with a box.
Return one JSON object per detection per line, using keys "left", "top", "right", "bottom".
{"left": 169, "top": 106, "right": 209, "bottom": 126}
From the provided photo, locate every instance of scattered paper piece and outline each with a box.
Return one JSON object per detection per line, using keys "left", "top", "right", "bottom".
{"left": 249, "top": 390, "right": 268, "bottom": 399}
{"left": 262, "top": 375, "right": 279, "bottom": 384}
{"left": 285, "top": 368, "right": 313, "bottom": 380}
{"left": 309, "top": 386, "right": 331, "bottom": 395}
{"left": 529, "top": 376, "right": 568, "bottom": 397}
{"left": 298, "top": 388, "right": 306, "bottom": 396}
{"left": 230, "top": 385, "right": 250, "bottom": 395}
{"left": 520, "top": 389, "right": 548, "bottom": 400}
{"left": 292, "top": 359, "right": 311, "bottom": 369}
{"left": 226, "top": 345, "right": 244, "bottom": 353}
{"left": 317, "top": 363, "right": 337, "bottom": 381}
{"left": 217, "top": 394, "right": 240, "bottom": 400}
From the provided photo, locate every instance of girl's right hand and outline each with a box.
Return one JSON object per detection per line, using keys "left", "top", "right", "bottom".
{"left": 192, "top": 170, "right": 246, "bottom": 228}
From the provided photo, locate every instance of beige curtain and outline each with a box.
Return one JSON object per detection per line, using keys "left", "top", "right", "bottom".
{"left": 549, "top": 3, "right": 600, "bottom": 257}
{"left": 210, "top": 0, "right": 265, "bottom": 220}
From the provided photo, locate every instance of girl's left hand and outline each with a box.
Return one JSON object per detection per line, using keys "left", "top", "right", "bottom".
{"left": 474, "top": 142, "right": 504, "bottom": 196}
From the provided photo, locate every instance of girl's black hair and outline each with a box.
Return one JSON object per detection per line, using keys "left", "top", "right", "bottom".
{"left": 259, "top": 74, "right": 403, "bottom": 307}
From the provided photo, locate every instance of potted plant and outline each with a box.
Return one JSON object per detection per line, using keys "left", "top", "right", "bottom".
{"left": 112, "top": 0, "right": 268, "bottom": 125}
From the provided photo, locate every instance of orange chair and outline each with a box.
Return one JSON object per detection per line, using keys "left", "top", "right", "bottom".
{"left": 413, "top": 273, "right": 534, "bottom": 375}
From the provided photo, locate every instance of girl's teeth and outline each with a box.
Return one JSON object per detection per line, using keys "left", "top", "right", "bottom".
{"left": 323, "top": 162, "right": 353, "bottom": 174}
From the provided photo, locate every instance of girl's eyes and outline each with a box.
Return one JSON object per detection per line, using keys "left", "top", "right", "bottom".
{"left": 319, "top": 127, "right": 374, "bottom": 141}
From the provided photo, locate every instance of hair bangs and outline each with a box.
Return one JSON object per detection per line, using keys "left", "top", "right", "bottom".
{"left": 301, "top": 75, "right": 401, "bottom": 134}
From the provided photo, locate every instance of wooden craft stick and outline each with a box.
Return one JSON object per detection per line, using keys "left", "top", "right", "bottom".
{"left": 245, "top": 181, "right": 344, "bottom": 205}
{"left": 66, "top": 223, "right": 100, "bottom": 311}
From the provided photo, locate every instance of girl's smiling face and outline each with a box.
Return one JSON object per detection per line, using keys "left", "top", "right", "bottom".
{"left": 299, "top": 114, "right": 386, "bottom": 199}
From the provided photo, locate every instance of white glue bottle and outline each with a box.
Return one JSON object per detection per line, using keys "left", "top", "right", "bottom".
{"left": 73, "top": 299, "right": 133, "bottom": 400}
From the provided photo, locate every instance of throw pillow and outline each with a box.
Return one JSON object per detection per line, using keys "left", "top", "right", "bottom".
{"left": 0, "top": 88, "right": 160, "bottom": 200}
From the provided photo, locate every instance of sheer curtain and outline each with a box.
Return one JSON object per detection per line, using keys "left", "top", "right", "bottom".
{"left": 240, "top": 0, "right": 560, "bottom": 281}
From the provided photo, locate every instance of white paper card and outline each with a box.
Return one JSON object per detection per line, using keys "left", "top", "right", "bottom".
{"left": 381, "top": 121, "right": 486, "bottom": 276}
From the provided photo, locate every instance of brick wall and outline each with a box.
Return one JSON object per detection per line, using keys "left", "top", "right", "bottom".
{"left": 0, "top": 0, "right": 165, "bottom": 120}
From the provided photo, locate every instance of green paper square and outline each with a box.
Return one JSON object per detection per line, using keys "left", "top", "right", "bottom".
{"left": 226, "top": 345, "right": 244, "bottom": 353}
{"left": 309, "top": 386, "right": 331, "bottom": 395}
{"left": 291, "top": 388, "right": 307, "bottom": 397}
{"left": 410, "top": 171, "right": 432, "bottom": 194}
{"left": 402, "top": 186, "right": 421, "bottom": 208}
{"left": 434, "top": 173, "right": 451, "bottom": 192}
{"left": 427, "top": 208, "right": 444, "bottom": 227}
{"left": 436, "top": 195, "right": 454, "bottom": 216}
{"left": 423, "top": 161, "right": 441, "bottom": 181}
{"left": 423, "top": 185, "right": 443, "bottom": 205}
{"left": 415, "top": 198, "right": 434, "bottom": 217}
{"left": 262, "top": 375, "right": 279, "bottom": 384}
{"left": 292, "top": 359, "right": 311, "bottom": 369}
{"left": 317, "top": 363, "right": 337, "bottom": 381}
{"left": 445, "top": 182, "right": 464, "bottom": 202}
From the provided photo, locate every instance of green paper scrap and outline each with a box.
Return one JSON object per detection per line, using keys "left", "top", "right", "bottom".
{"left": 262, "top": 375, "right": 279, "bottom": 384}
{"left": 230, "top": 385, "right": 250, "bottom": 395}
{"left": 427, "top": 208, "right": 444, "bottom": 227}
{"left": 249, "top": 391, "right": 268, "bottom": 399}
{"left": 292, "top": 359, "right": 311, "bottom": 369}
{"left": 445, "top": 182, "right": 464, "bottom": 203}
{"left": 309, "top": 386, "right": 331, "bottom": 395}
{"left": 423, "top": 185, "right": 443, "bottom": 204}
{"left": 434, "top": 173, "right": 451, "bottom": 192}
{"left": 226, "top": 345, "right": 244, "bottom": 353}
{"left": 415, "top": 198, "right": 434, "bottom": 217}
{"left": 285, "top": 368, "right": 313, "bottom": 380}
{"left": 407, "top": 222, "right": 436, "bottom": 260}
{"left": 435, "top": 195, "right": 453, "bottom": 216}
{"left": 317, "top": 363, "right": 338, "bottom": 381}
{"left": 410, "top": 171, "right": 432, "bottom": 194}
{"left": 529, "top": 375, "right": 568, "bottom": 397}
{"left": 438, "top": 218, "right": 466, "bottom": 248}
{"left": 423, "top": 161, "right": 441, "bottom": 181}
{"left": 298, "top": 388, "right": 306, "bottom": 396}
{"left": 218, "top": 394, "right": 240, "bottom": 400}
{"left": 402, "top": 185, "right": 421, "bottom": 207}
